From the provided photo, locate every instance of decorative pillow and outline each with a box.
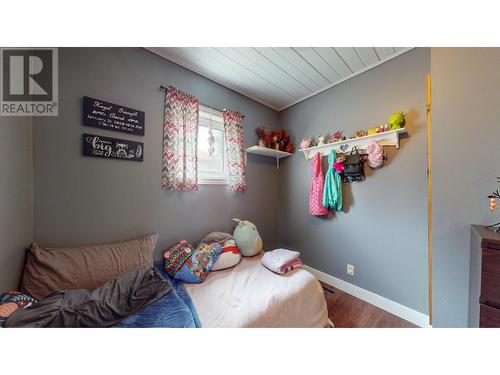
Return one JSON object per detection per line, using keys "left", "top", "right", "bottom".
{"left": 211, "top": 243, "right": 241, "bottom": 271}
{"left": 164, "top": 242, "right": 222, "bottom": 283}
{"left": 0, "top": 291, "right": 38, "bottom": 326}
{"left": 163, "top": 241, "right": 196, "bottom": 277}
{"left": 20, "top": 234, "right": 158, "bottom": 300}
{"left": 199, "top": 232, "right": 242, "bottom": 271}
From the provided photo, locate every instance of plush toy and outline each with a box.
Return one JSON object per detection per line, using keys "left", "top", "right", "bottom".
{"left": 330, "top": 130, "right": 343, "bottom": 143}
{"left": 300, "top": 138, "right": 311, "bottom": 149}
{"left": 256, "top": 127, "right": 272, "bottom": 148}
{"left": 389, "top": 112, "right": 406, "bottom": 130}
{"left": 200, "top": 232, "right": 241, "bottom": 271}
{"left": 232, "top": 218, "right": 263, "bottom": 257}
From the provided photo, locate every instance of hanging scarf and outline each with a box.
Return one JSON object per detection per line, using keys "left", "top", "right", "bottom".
{"left": 323, "top": 150, "right": 343, "bottom": 211}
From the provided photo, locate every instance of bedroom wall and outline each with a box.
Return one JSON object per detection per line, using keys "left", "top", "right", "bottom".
{"left": 431, "top": 48, "right": 500, "bottom": 327}
{"left": 278, "top": 48, "right": 430, "bottom": 314}
{"left": 0, "top": 117, "right": 33, "bottom": 290}
{"left": 32, "top": 47, "right": 279, "bottom": 260}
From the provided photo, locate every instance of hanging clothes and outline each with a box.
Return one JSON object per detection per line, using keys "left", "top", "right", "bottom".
{"left": 323, "top": 150, "right": 343, "bottom": 212}
{"left": 309, "top": 153, "right": 329, "bottom": 216}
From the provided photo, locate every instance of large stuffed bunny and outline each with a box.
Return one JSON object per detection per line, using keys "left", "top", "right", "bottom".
{"left": 232, "top": 218, "right": 263, "bottom": 257}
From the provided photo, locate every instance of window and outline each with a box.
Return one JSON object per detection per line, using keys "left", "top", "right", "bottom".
{"left": 198, "top": 105, "right": 228, "bottom": 184}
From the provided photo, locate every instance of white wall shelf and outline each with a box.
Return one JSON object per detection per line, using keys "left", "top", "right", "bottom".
{"left": 245, "top": 145, "right": 293, "bottom": 170}
{"left": 299, "top": 128, "right": 407, "bottom": 160}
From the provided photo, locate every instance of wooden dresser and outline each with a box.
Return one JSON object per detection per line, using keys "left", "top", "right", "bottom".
{"left": 469, "top": 225, "right": 500, "bottom": 327}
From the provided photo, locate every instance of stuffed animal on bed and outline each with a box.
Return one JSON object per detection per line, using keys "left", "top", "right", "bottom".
{"left": 200, "top": 232, "right": 242, "bottom": 271}
{"left": 232, "top": 218, "right": 263, "bottom": 257}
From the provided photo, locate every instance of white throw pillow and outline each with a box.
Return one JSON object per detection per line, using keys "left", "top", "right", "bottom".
{"left": 211, "top": 245, "right": 242, "bottom": 271}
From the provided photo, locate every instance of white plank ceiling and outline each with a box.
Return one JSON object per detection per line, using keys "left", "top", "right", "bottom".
{"left": 148, "top": 47, "right": 412, "bottom": 111}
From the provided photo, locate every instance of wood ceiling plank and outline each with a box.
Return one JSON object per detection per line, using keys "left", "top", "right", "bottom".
{"left": 233, "top": 47, "right": 312, "bottom": 98}
{"left": 216, "top": 48, "right": 304, "bottom": 99}
{"left": 274, "top": 47, "right": 330, "bottom": 88}
{"left": 334, "top": 47, "right": 365, "bottom": 72}
{"left": 188, "top": 48, "right": 295, "bottom": 104}
{"left": 163, "top": 48, "right": 286, "bottom": 109}
{"left": 313, "top": 47, "right": 352, "bottom": 78}
{"left": 254, "top": 47, "right": 321, "bottom": 92}
{"left": 295, "top": 47, "right": 340, "bottom": 83}
{"left": 354, "top": 47, "right": 379, "bottom": 66}
{"left": 375, "top": 47, "right": 395, "bottom": 60}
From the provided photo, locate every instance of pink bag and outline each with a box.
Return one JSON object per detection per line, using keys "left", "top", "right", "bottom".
{"left": 366, "top": 141, "right": 385, "bottom": 169}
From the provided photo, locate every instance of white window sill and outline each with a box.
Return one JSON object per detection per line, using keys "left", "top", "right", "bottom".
{"left": 199, "top": 179, "right": 229, "bottom": 185}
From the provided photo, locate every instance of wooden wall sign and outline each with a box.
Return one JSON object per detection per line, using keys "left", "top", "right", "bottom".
{"left": 82, "top": 133, "right": 143, "bottom": 162}
{"left": 83, "top": 96, "right": 145, "bottom": 136}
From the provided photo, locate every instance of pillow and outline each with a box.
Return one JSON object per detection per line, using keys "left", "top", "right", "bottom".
{"left": 211, "top": 245, "right": 241, "bottom": 271}
{"left": 199, "top": 232, "right": 241, "bottom": 271}
{"left": 164, "top": 241, "right": 222, "bottom": 283}
{"left": 20, "top": 234, "right": 158, "bottom": 300}
{"left": 200, "top": 231, "right": 233, "bottom": 245}
{"left": 0, "top": 291, "right": 38, "bottom": 326}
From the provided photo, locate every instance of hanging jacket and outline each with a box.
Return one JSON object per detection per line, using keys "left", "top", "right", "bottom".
{"left": 323, "top": 150, "right": 343, "bottom": 212}
{"left": 309, "top": 153, "right": 328, "bottom": 216}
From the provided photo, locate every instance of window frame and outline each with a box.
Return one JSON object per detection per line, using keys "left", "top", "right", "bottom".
{"left": 198, "top": 104, "right": 229, "bottom": 185}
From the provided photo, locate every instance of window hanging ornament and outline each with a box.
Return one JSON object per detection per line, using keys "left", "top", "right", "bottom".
{"left": 489, "top": 195, "right": 497, "bottom": 212}
{"left": 486, "top": 177, "right": 500, "bottom": 231}
{"left": 208, "top": 107, "right": 215, "bottom": 156}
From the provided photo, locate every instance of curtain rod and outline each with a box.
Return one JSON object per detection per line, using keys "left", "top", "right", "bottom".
{"left": 159, "top": 85, "right": 245, "bottom": 118}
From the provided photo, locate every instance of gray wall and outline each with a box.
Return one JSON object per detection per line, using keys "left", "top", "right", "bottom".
{"left": 431, "top": 48, "right": 500, "bottom": 327}
{"left": 278, "top": 48, "right": 430, "bottom": 314}
{"left": 0, "top": 117, "right": 33, "bottom": 290}
{"left": 32, "top": 48, "right": 279, "bottom": 260}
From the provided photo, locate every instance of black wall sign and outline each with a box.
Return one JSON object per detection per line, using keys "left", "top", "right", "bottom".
{"left": 83, "top": 96, "right": 145, "bottom": 136}
{"left": 82, "top": 133, "right": 144, "bottom": 162}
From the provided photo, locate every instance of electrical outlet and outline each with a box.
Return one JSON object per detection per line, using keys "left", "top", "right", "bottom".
{"left": 346, "top": 264, "right": 355, "bottom": 276}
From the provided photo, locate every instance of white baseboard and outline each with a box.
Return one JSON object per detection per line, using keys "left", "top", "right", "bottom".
{"left": 304, "top": 265, "right": 431, "bottom": 328}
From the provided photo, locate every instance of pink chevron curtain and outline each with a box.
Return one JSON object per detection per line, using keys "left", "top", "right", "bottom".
{"left": 223, "top": 109, "right": 247, "bottom": 191}
{"left": 162, "top": 86, "right": 199, "bottom": 191}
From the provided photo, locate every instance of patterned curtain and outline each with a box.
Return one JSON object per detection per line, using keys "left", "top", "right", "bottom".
{"left": 162, "top": 86, "right": 199, "bottom": 191}
{"left": 223, "top": 109, "right": 247, "bottom": 191}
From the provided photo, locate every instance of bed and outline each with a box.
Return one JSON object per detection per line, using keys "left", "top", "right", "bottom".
{"left": 184, "top": 254, "right": 329, "bottom": 328}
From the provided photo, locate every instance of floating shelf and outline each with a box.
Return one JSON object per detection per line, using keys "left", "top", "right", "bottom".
{"left": 245, "top": 145, "right": 293, "bottom": 170}
{"left": 299, "top": 128, "right": 407, "bottom": 160}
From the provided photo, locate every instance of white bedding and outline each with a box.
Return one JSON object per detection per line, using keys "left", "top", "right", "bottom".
{"left": 184, "top": 254, "right": 328, "bottom": 328}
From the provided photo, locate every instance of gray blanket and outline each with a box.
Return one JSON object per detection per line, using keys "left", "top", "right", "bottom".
{"left": 5, "top": 267, "right": 171, "bottom": 328}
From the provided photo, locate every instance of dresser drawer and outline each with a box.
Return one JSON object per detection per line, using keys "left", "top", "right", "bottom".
{"left": 480, "top": 248, "right": 500, "bottom": 307}
{"left": 480, "top": 303, "right": 500, "bottom": 327}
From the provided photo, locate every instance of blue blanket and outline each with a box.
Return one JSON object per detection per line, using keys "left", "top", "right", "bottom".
{"left": 113, "top": 263, "right": 201, "bottom": 328}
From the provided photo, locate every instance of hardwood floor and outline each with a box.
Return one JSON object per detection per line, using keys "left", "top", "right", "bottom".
{"left": 322, "top": 282, "right": 416, "bottom": 328}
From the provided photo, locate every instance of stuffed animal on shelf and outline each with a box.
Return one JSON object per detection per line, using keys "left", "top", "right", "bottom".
{"left": 232, "top": 218, "right": 263, "bottom": 257}
{"left": 330, "top": 130, "right": 343, "bottom": 143}
{"left": 272, "top": 130, "right": 285, "bottom": 150}
{"left": 389, "top": 112, "right": 406, "bottom": 130}
{"left": 300, "top": 138, "right": 311, "bottom": 149}
{"left": 256, "top": 127, "right": 272, "bottom": 148}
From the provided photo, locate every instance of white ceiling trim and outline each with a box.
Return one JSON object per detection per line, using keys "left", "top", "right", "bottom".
{"left": 278, "top": 47, "right": 414, "bottom": 111}
{"left": 146, "top": 47, "right": 414, "bottom": 112}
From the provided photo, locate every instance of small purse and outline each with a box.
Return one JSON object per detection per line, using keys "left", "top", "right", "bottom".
{"left": 343, "top": 147, "right": 365, "bottom": 182}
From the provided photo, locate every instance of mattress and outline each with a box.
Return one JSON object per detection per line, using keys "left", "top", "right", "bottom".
{"left": 184, "top": 254, "right": 328, "bottom": 328}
